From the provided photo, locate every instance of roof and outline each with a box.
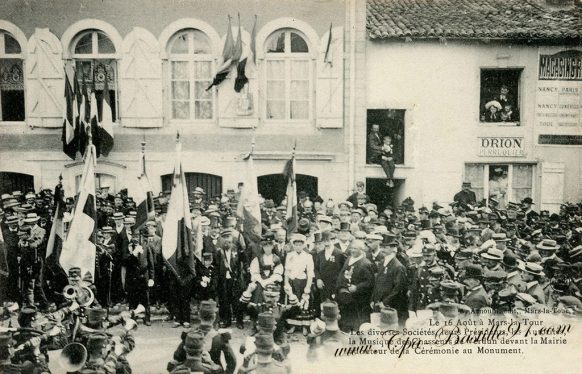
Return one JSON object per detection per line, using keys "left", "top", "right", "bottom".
{"left": 367, "top": 0, "right": 582, "bottom": 41}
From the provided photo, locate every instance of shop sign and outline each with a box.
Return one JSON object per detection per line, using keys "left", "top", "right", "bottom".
{"left": 478, "top": 137, "right": 525, "bottom": 157}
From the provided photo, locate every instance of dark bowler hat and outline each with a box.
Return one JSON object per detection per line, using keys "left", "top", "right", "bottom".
{"left": 297, "top": 218, "right": 310, "bottom": 234}
{"left": 258, "top": 312, "right": 277, "bottom": 332}
{"left": 313, "top": 231, "right": 323, "bottom": 243}
{"left": 261, "top": 230, "right": 275, "bottom": 242}
{"left": 463, "top": 264, "right": 483, "bottom": 279}
{"left": 379, "top": 308, "right": 398, "bottom": 328}
{"left": 321, "top": 301, "right": 340, "bottom": 320}
{"left": 254, "top": 333, "right": 275, "bottom": 354}
{"left": 339, "top": 222, "right": 350, "bottom": 231}
{"left": 521, "top": 197, "right": 534, "bottom": 205}
{"left": 87, "top": 333, "right": 109, "bottom": 353}
{"left": 483, "top": 270, "right": 507, "bottom": 281}
{"left": 502, "top": 254, "right": 518, "bottom": 269}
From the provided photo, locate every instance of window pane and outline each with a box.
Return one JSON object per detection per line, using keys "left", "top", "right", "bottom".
{"left": 172, "top": 81, "right": 190, "bottom": 100}
{"left": 97, "top": 32, "right": 115, "bottom": 53}
{"left": 4, "top": 33, "right": 21, "bottom": 54}
{"left": 172, "top": 61, "right": 189, "bottom": 80}
{"left": 290, "top": 80, "right": 308, "bottom": 98}
{"left": 74, "top": 32, "right": 93, "bottom": 54}
{"left": 171, "top": 32, "right": 189, "bottom": 54}
{"left": 172, "top": 101, "right": 189, "bottom": 119}
{"left": 267, "top": 81, "right": 285, "bottom": 99}
{"left": 290, "top": 101, "right": 308, "bottom": 119}
{"left": 290, "top": 32, "right": 308, "bottom": 53}
{"left": 267, "top": 101, "right": 285, "bottom": 119}
{"left": 512, "top": 165, "right": 533, "bottom": 203}
{"left": 194, "top": 82, "right": 211, "bottom": 100}
{"left": 0, "top": 59, "right": 24, "bottom": 90}
{"left": 291, "top": 61, "right": 309, "bottom": 79}
{"left": 195, "top": 101, "right": 212, "bottom": 119}
{"left": 1, "top": 90, "right": 25, "bottom": 121}
{"left": 266, "top": 60, "right": 285, "bottom": 77}
{"left": 192, "top": 30, "right": 211, "bottom": 54}
{"left": 464, "top": 164, "right": 485, "bottom": 202}
{"left": 266, "top": 32, "right": 285, "bottom": 53}
{"left": 193, "top": 61, "right": 212, "bottom": 79}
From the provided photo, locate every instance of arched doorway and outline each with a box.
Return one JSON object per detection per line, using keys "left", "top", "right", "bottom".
{"left": 258, "top": 174, "right": 318, "bottom": 205}
{"left": 0, "top": 172, "right": 34, "bottom": 195}
{"left": 161, "top": 172, "right": 223, "bottom": 199}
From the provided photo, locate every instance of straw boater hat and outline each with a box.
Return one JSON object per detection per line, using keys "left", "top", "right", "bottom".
{"left": 23, "top": 213, "right": 40, "bottom": 225}
{"left": 536, "top": 239, "right": 559, "bottom": 252}
{"left": 485, "top": 100, "right": 502, "bottom": 110}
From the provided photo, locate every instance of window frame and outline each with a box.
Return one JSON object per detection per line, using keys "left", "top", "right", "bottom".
{"left": 463, "top": 162, "right": 536, "bottom": 206}
{"left": 0, "top": 31, "right": 25, "bottom": 124}
{"left": 71, "top": 30, "right": 120, "bottom": 123}
{"left": 263, "top": 29, "right": 314, "bottom": 123}
{"left": 167, "top": 29, "right": 216, "bottom": 123}
{"left": 479, "top": 67, "right": 523, "bottom": 127}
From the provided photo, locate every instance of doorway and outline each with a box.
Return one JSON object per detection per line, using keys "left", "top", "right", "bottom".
{"left": 366, "top": 178, "right": 404, "bottom": 211}
{"left": 257, "top": 174, "right": 318, "bottom": 205}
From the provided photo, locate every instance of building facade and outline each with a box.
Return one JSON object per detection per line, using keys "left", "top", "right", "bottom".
{"left": 0, "top": 0, "right": 365, "bottom": 204}
{"left": 363, "top": 0, "right": 582, "bottom": 212}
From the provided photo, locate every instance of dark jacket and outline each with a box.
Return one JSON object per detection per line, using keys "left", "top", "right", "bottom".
{"left": 336, "top": 257, "right": 375, "bottom": 306}
{"left": 371, "top": 256, "right": 408, "bottom": 319}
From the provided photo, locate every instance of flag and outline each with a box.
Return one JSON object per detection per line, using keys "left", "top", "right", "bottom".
{"left": 134, "top": 144, "right": 155, "bottom": 232}
{"left": 46, "top": 182, "right": 65, "bottom": 260}
{"left": 89, "top": 86, "right": 102, "bottom": 157}
{"left": 283, "top": 148, "right": 298, "bottom": 233}
{"left": 324, "top": 23, "right": 333, "bottom": 65}
{"left": 62, "top": 71, "right": 77, "bottom": 159}
{"left": 60, "top": 144, "right": 97, "bottom": 281}
{"left": 234, "top": 45, "right": 250, "bottom": 93}
{"left": 236, "top": 151, "right": 262, "bottom": 242}
{"left": 99, "top": 77, "right": 114, "bottom": 156}
{"left": 207, "top": 16, "right": 235, "bottom": 91}
{"left": 232, "top": 14, "right": 243, "bottom": 63}
{"left": 162, "top": 136, "right": 197, "bottom": 283}
{"left": 250, "top": 15, "right": 257, "bottom": 65}
{"left": 77, "top": 71, "right": 90, "bottom": 157}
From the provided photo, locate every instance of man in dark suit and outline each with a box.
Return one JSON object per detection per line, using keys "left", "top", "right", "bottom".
{"left": 314, "top": 231, "right": 345, "bottom": 302}
{"left": 453, "top": 182, "right": 477, "bottom": 206}
{"left": 460, "top": 264, "right": 491, "bottom": 312}
{"left": 371, "top": 235, "right": 409, "bottom": 327}
{"left": 367, "top": 124, "right": 383, "bottom": 164}
{"left": 127, "top": 234, "right": 155, "bottom": 325}
{"left": 336, "top": 240, "right": 375, "bottom": 332}
{"left": 215, "top": 234, "right": 245, "bottom": 329}
{"left": 112, "top": 212, "right": 129, "bottom": 303}
{"left": 144, "top": 221, "right": 164, "bottom": 307}
{"left": 2, "top": 215, "right": 21, "bottom": 302}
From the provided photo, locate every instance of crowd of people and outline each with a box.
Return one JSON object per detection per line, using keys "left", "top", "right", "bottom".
{"left": 0, "top": 179, "right": 581, "bottom": 373}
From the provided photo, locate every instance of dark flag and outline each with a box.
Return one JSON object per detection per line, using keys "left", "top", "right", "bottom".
{"left": 283, "top": 145, "right": 298, "bottom": 233}
{"left": 207, "top": 15, "right": 235, "bottom": 91}
{"left": 134, "top": 142, "right": 155, "bottom": 232}
{"left": 78, "top": 71, "right": 90, "bottom": 157}
{"left": 99, "top": 78, "right": 114, "bottom": 156}
{"left": 62, "top": 72, "right": 77, "bottom": 159}
{"left": 162, "top": 135, "right": 197, "bottom": 283}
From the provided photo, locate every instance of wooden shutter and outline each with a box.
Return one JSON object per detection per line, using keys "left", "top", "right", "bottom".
{"left": 540, "top": 162, "right": 564, "bottom": 213}
{"left": 26, "top": 28, "right": 63, "bottom": 128}
{"left": 316, "top": 27, "right": 344, "bottom": 129}
{"left": 119, "top": 28, "right": 162, "bottom": 128}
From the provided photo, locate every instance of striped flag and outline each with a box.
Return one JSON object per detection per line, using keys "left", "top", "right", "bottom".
{"left": 89, "top": 89, "right": 102, "bottom": 157}
{"left": 78, "top": 72, "right": 89, "bottom": 157}
{"left": 60, "top": 144, "right": 97, "bottom": 281}
{"left": 46, "top": 182, "right": 65, "bottom": 261}
{"left": 207, "top": 15, "right": 235, "bottom": 91}
{"left": 283, "top": 146, "right": 298, "bottom": 233}
{"left": 99, "top": 78, "right": 114, "bottom": 156}
{"left": 62, "top": 72, "right": 77, "bottom": 159}
{"left": 162, "top": 136, "right": 197, "bottom": 283}
{"left": 250, "top": 15, "right": 257, "bottom": 65}
{"left": 236, "top": 150, "right": 262, "bottom": 242}
{"left": 234, "top": 15, "right": 251, "bottom": 93}
{"left": 134, "top": 143, "right": 155, "bottom": 232}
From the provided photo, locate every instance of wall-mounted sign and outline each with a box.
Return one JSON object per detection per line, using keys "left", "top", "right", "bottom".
{"left": 478, "top": 137, "right": 525, "bottom": 157}
{"left": 538, "top": 134, "right": 582, "bottom": 146}
{"left": 535, "top": 49, "right": 582, "bottom": 144}
{"left": 538, "top": 50, "right": 582, "bottom": 81}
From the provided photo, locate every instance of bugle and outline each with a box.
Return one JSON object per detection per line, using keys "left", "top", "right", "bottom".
{"left": 58, "top": 342, "right": 88, "bottom": 372}
{"left": 63, "top": 285, "right": 95, "bottom": 307}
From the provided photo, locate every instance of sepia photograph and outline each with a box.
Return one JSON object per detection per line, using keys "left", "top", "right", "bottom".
{"left": 0, "top": 0, "right": 581, "bottom": 373}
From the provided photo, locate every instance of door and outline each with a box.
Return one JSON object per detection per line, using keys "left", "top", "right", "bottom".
{"left": 0, "top": 172, "right": 34, "bottom": 195}
{"left": 161, "top": 172, "right": 222, "bottom": 199}
{"left": 365, "top": 178, "right": 404, "bottom": 211}
{"left": 258, "top": 174, "right": 318, "bottom": 205}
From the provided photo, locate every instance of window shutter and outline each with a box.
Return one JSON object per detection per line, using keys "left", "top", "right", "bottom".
{"left": 316, "top": 27, "right": 343, "bottom": 129}
{"left": 26, "top": 28, "right": 63, "bottom": 128}
{"left": 540, "top": 162, "right": 564, "bottom": 213}
{"left": 119, "top": 28, "right": 162, "bottom": 128}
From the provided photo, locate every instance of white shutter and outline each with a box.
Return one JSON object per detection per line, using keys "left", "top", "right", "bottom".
{"left": 120, "top": 27, "right": 162, "bottom": 128}
{"left": 26, "top": 28, "right": 63, "bottom": 128}
{"left": 540, "top": 162, "right": 564, "bottom": 213}
{"left": 316, "top": 27, "right": 344, "bottom": 129}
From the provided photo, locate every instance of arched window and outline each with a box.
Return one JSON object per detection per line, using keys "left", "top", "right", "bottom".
{"left": 168, "top": 29, "right": 214, "bottom": 120}
{"left": 71, "top": 30, "right": 118, "bottom": 121}
{"left": 264, "top": 29, "right": 311, "bottom": 121}
{"left": 0, "top": 31, "right": 25, "bottom": 121}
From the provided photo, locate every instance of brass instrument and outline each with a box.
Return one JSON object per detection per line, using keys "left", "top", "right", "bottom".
{"left": 59, "top": 342, "right": 88, "bottom": 372}
{"left": 63, "top": 285, "right": 95, "bottom": 307}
